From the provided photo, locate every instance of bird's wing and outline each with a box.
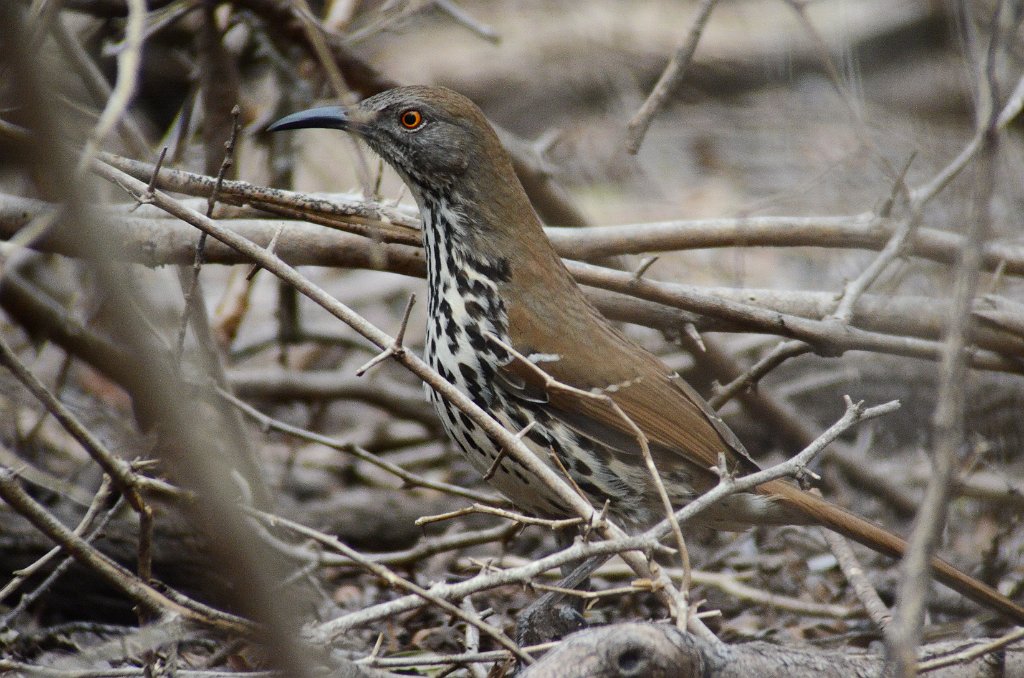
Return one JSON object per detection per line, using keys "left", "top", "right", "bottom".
{"left": 492, "top": 334, "right": 760, "bottom": 487}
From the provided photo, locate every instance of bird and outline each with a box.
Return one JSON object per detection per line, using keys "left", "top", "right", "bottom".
{"left": 268, "top": 85, "right": 1024, "bottom": 623}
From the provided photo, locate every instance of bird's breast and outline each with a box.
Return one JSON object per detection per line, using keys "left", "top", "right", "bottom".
{"left": 421, "top": 203, "right": 512, "bottom": 397}
{"left": 424, "top": 269, "right": 507, "bottom": 402}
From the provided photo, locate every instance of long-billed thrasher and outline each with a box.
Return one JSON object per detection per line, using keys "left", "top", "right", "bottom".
{"left": 268, "top": 86, "right": 1024, "bottom": 623}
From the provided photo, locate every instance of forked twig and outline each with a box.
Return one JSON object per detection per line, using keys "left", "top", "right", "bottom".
{"left": 355, "top": 293, "right": 416, "bottom": 376}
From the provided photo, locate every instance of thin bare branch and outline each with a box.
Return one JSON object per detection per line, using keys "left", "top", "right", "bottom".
{"left": 625, "top": 0, "right": 718, "bottom": 153}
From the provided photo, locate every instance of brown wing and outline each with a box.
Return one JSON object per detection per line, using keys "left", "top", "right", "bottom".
{"left": 494, "top": 316, "right": 760, "bottom": 494}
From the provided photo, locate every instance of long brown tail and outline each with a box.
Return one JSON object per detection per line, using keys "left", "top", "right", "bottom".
{"left": 762, "top": 479, "right": 1024, "bottom": 623}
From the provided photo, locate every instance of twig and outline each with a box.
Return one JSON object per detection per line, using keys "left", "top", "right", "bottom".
{"left": 10, "top": 199, "right": 1024, "bottom": 357}
{"left": 12, "top": 206, "right": 1024, "bottom": 361}
{"left": 245, "top": 221, "right": 286, "bottom": 280}
{"left": 249, "top": 509, "right": 519, "bottom": 569}
{"left": 309, "top": 492, "right": 892, "bottom": 648}
{"left": 99, "top": 151, "right": 421, "bottom": 233}
{"left": 606, "top": 395, "right": 692, "bottom": 620}
{"left": 416, "top": 503, "right": 582, "bottom": 530}
{"left": 632, "top": 256, "right": 659, "bottom": 280}
{"left": 2, "top": 7, "right": 318, "bottom": 671}
{"left": 484, "top": 421, "right": 533, "bottom": 481}
{"left": 0, "top": 440, "right": 96, "bottom": 507}
{"left": 830, "top": 155, "right": 920, "bottom": 324}
{"left": 996, "top": 73, "right": 1024, "bottom": 128}
{"left": 819, "top": 527, "right": 891, "bottom": 629}
{"left": 433, "top": 0, "right": 499, "bottom": 43}
{"left": 830, "top": 215, "right": 919, "bottom": 324}
{"left": 0, "top": 495, "right": 126, "bottom": 628}
{"left": 355, "top": 294, "right": 416, "bottom": 376}
{"left": 218, "top": 386, "right": 494, "bottom": 503}
{"left": 144, "top": 147, "right": 167, "bottom": 196}
{"left": 708, "top": 340, "right": 811, "bottom": 409}
{"left": 917, "top": 626, "right": 1024, "bottom": 673}
{"left": 625, "top": 0, "right": 718, "bottom": 153}
{"left": 204, "top": 106, "right": 241, "bottom": 219}
{"left": 531, "top": 581, "right": 651, "bottom": 600}
{"left": 878, "top": 152, "right": 917, "bottom": 219}
{"left": 227, "top": 366, "right": 437, "bottom": 425}
{"left": 689, "top": 569, "right": 857, "bottom": 619}
{"left": 360, "top": 642, "right": 560, "bottom": 670}
{"left": 371, "top": 523, "right": 520, "bottom": 567}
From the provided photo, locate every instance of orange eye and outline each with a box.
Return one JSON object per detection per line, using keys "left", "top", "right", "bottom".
{"left": 400, "top": 110, "right": 423, "bottom": 129}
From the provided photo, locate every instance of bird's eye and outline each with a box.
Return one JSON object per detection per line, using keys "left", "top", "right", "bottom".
{"left": 400, "top": 110, "right": 423, "bottom": 130}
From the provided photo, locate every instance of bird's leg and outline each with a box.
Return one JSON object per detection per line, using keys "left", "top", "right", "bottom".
{"left": 515, "top": 527, "right": 607, "bottom": 647}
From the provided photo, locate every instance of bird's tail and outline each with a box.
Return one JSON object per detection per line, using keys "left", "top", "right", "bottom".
{"left": 762, "top": 478, "right": 1024, "bottom": 624}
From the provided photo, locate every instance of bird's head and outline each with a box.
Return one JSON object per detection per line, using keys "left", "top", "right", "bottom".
{"left": 267, "top": 86, "right": 504, "bottom": 198}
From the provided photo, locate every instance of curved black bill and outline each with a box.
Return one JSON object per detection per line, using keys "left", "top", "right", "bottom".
{"left": 266, "top": 106, "right": 350, "bottom": 133}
